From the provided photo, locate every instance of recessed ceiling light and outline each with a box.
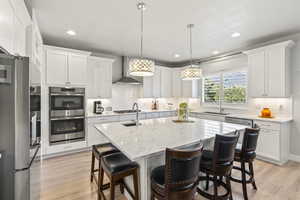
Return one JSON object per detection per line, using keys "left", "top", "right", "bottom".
{"left": 174, "top": 54, "right": 180, "bottom": 58}
{"left": 212, "top": 51, "right": 219, "bottom": 55}
{"left": 66, "top": 30, "right": 76, "bottom": 36}
{"left": 231, "top": 32, "right": 241, "bottom": 38}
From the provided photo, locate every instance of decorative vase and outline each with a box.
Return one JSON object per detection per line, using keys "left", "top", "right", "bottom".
{"left": 261, "top": 108, "right": 272, "bottom": 118}
{"left": 178, "top": 102, "right": 189, "bottom": 121}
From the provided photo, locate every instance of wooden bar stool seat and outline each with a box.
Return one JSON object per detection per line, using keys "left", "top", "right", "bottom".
{"left": 90, "top": 143, "right": 120, "bottom": 185}
{"left": 99, "top": 152, "right": 139, "bottom": 200}
{"left": 230, "top": 127, "right": 260, "bottom": 200}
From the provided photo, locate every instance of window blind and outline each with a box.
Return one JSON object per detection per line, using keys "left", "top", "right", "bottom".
{"left": 223, "top": 71, "right": 247, "bottom": 104}
{"left": 203, "top": 75, "right": 221, "bottom": 103}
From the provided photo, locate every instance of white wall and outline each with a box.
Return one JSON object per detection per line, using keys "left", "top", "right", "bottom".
{"left": 289, "top": 34, "right": 300, "bottom": 156}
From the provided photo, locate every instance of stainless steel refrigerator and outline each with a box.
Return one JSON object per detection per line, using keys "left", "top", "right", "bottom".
{"left": 0, "top": 49, "right": 40, "bottom": 200}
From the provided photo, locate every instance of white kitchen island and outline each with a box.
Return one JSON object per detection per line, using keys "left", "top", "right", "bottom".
{"left": 95, "top": 117, "right": 247, "bottom": 200}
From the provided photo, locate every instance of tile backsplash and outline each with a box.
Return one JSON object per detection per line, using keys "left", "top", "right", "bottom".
{"left": 86, "top": 84, "right": 293, "bottom": 118}
{"left": 248, "top": 98, "right": 293, "bottom": 116}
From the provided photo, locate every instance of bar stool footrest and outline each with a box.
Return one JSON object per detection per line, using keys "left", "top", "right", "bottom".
{"left": 230, "top": 165, "right": 255, "bottom": 184}
{"left": 197, "top": 176, "right": 231, "bottom": 200}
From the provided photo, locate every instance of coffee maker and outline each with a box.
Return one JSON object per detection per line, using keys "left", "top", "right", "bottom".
{"left": 94, "top": 101, "right": 104, "bottom": 114}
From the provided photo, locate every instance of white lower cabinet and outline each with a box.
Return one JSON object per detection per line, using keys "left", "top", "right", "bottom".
{"left": 254, "top": 120, "right": 290, "bottom": 165}
{"left": 256, "top": 129, "right": 280, "bottom": 161}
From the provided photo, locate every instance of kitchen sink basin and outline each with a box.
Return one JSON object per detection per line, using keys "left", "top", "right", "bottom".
{"left": 122, "top": 122, "right": 142, "bottom": 127}
{"left": 203, "top": 111, "right": 229, "bottom": 116}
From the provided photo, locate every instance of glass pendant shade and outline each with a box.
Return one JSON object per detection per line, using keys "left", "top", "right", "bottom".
{"left": 129, "top": 58, "right": 155, "bottom": 77}
{"left": 181, "top": 65, "right": 202, "bottom": 80}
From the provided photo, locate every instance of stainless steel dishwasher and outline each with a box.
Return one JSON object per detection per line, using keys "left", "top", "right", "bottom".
{"left": 225, "top": 116, "right": 254, "bottom": 143}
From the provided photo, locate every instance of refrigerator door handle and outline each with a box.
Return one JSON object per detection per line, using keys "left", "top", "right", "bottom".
{"left": 14, "top": 144, "right": 40, "bottom": 172}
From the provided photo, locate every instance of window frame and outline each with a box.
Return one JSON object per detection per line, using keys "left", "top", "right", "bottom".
{"left": 202, "top": 68, "right": 248, "bottom": 109}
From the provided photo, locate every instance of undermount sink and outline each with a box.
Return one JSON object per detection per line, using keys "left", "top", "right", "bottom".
{"left": 122, "top": 122, "right": 142, "bottom": 127}
{"left": 203, "top": 111, "right": 229, "bottom": 116}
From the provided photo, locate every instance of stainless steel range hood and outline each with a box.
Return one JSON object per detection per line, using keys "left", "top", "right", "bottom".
{"left": 113, "top": 57, "right": 142, "bottom": 85}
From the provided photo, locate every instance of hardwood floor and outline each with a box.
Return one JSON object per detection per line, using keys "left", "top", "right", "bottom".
{"left": 32, "top": 151, "right": 300, "bottom": 200}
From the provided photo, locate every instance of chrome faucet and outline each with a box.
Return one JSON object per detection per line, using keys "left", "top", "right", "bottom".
{"left": 132, "top": 102, "right": 139, "bottom": 126}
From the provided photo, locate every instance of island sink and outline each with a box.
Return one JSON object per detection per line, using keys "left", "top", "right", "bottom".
{"left": 122, "top": 122, "right": 142, "bottom": 127}
{"left": 203, "top": 111, "right": 229, "bottom": 115}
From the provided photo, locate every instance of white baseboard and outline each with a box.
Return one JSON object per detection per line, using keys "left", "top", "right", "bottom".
{"left": 41, "top": 147, "right": 91, "bottom": 160}
{"left": 289, "top": 154, "right": 300, "bottom": 163}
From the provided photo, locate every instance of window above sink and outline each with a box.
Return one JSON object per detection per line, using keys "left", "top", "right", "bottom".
{"left": 202, "top": 68, "right": 248, "bottom": 109}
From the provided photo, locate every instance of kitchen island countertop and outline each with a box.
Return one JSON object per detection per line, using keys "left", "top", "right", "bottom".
{"left": 95, "top": 117, "right": 247, "bottom": 161}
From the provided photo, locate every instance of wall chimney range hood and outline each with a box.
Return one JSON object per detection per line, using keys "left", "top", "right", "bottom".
{"left": 113, "top": 57, "right": 142, "bottom": 85}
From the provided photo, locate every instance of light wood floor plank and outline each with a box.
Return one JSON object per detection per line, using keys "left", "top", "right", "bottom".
{"left": 33, "top": 151, "right": 300, "bottom": 200}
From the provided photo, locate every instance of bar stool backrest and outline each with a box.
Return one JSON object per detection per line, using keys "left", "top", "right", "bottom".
{"left": 165, "top": 146, "right": 203, "bottom": 195}
{"left": 213, "top": 132, "right": 240, "bottom": 167}
{"left": 242, "top": 127, "right": 260, "bottom": 154}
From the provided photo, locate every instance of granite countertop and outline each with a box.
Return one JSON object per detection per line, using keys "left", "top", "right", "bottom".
{"left": 226, "top": 113, "right": 293, "bottom": 123}
{"left": 95, "top": 117, "right": 247, "bottom": 161}
{"left": 190, "top": 110, "right": 293, "bottom": 123}
{"left": 86, "top": 109, "right": 176, "bottom": 118}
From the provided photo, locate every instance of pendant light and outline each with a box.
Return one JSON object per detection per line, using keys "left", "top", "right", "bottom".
{"left": 181, "top": 24, "right": 202, "bottom": 80}
{"left": 129, "top": 2, "right": 155, "bottom": 77}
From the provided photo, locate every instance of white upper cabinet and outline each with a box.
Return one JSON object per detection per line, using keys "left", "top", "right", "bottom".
{"left": 68, "top": 54, "right": 88, "bottom": 85}
{"left": 30, "top": 62, "right": 41, "bottom": 85}
{"left": 0, "top": 0, "right": 14, "bottom": 53}
{"left": 247, "top": 51, "right": 266, "bottom": 97}
{"left": 172, "top": 69, "right": 182, "bottom": 97}
{"left": 143, "top": 66, "right": 201, "bottom": 98}
{"left": 244, "top": 40, "right": 294, "bottom": 98}
{"left": 27, "top": 9, "right": 44, "bottom": 86}
{"left": 182, "top": 80, "right": 194, "bottom": 98}
{"left": 143, "top": 76, "right": 154, "bottom": 98}
{"left": 45, "top": 46, "right": 91, "bottom": 86}
{"left": 46, "top": 49, "right": 68, "bottom": 85}
{"left": 0, "top": 0, "right": 31, "bottom": 55}
{"left": 26, "top": 9, "right": 44, "bottom": 66}
{"left": 13, "top": 15, "right": 27, "bottom": 56}
{"left": 142, "top": 65, "right": 173, "bottom": 98}
{"left": 160, "top": 67, "right": 172, "bottom": 98}
{"left": 152, "top": 66, "right": 162, "bottom": 98}
{"left": 87, "top": 56, "right": 114, "bottom": 99}
{"left": 180, "top": 67, "right": 201, "bottom": 98}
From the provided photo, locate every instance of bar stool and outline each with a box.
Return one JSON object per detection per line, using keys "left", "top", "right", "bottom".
{"left": 197, "top": 133, "right": 239, "bottom": 200}
{"left": 150, "top": 146, "right": 203, "bottom": 200}
{"left": 90, "top": 143, "right": 120, "bottom": 186}
{"left": 230, "top": 127, "right": 260, "bottom": 200}
{"left": 99, "top": 152, "right": 140, "bottom": 200}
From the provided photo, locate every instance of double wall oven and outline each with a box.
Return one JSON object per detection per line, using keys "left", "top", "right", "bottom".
{"left": 49, "top": 87, "right": 85, "bottom": 145}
